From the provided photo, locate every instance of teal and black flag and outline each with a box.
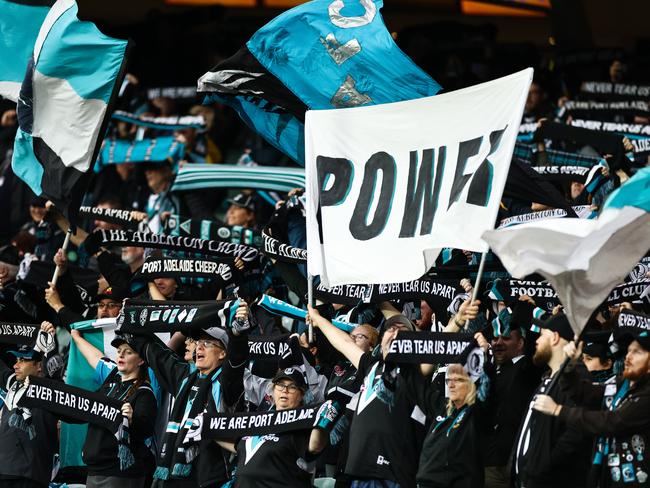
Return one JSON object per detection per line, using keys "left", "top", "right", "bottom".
{"left": 0, "top": 0, "right": 53, "bottom": 101}
{"left": 198, "top": 0, "right": 440, "bottom": 165}
{"left": 11, "top": 0, "right": 129, "bottom": 223}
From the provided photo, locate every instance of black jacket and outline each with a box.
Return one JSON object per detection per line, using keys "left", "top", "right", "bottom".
{"left": 559, "top": 368, "right": 650, "bottom": 488}
{"left": 482, "top": 356, "right": 541, "bottom": 467}
{"left": 0, "top": 360, "right": 58, "bottom": 487}
{"left": 132, "top": 332, "right": 247, "bottom": 487}
{"left": 513, "top": 371, "right": 593, "bottom": 488}
{"left": 82, "top": 367, "right": 157, "bottom": 477}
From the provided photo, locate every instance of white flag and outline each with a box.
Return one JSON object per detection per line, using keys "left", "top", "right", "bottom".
{"left": 306, "top": 69, "right": 533, "bottom": 286}
{"left": 483, "top": 167, "right": 650, "bottom": 335}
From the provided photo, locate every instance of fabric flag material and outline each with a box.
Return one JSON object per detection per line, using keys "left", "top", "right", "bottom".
{"left": 0, "top": 322, "right": 39, "bottom": 345}
{"left": 171, "top": 163, "right": 305, "bottom": 193}
{"left": 61, "top": 317, "right": 117, "bottom": 469}
{"left": 198, "top": 0, "right": 441, "bottom": 165}
{"left": 484, "top": 166, "right": 650, "bottom": 335}
{"left": 306, "top": 69, "right": 533, "bottom": 286}
{"left": 11, "top": 0, "right": 128, "bottom": 223}
{"left": 0, "top": 0, "right": 53, "bottom": 101}
{"left": 256, "top": 294, "right": 356, "bottom": 332}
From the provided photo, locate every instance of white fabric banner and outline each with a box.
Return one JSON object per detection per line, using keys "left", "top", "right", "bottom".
{"left": 305, "top": 69, "right": 533, "bottom": 286}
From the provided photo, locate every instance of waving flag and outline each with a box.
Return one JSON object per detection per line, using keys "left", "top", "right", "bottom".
{"left": 198, "top": 0, "right": 440, "bottom": 165}
{"left": 0, "top": 0, "right": 53, "bottom": 101}
{"left": 484, "top": 167, "right": 650, "bottom": 335}
{"left": 11, "top": 0, "right": 128, "bottom": 223}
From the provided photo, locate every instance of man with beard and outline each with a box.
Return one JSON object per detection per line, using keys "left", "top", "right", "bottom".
{"left": 474, "top": 307, "right": 541, "bottom": 488}
{"left": 533, "top": 330, "right": 650, "bottom": 487}
{"left": 512, "top": 313, "right": 592, "bottom": 488}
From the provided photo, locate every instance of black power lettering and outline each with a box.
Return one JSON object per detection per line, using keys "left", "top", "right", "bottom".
{"left": 448, "top": 137, "right": 482, "bottom": 209}
{"left": 349, "top": 152, "right": 396, "bottom": 241}
{"left": 317, "top": 156, "right": 354, "bottom": 206}
{"left": 399, "top": 146, "right": 446, "bottom": 237}
{"left": 467, "top": 127, "right": 506, "bottom": 206}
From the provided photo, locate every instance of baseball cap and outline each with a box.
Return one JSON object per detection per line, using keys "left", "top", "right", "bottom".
{"left": 383, "top": 314, "right": 415, "bottom": 332}
{"left": 9, "top": 344, "right": 43, "bottom": 361}
{"left": 272, "top": 367, "right": 307, "bottom": 391}
{"left": 95, "top": 286, "right": 127, "bottom": 303}
{"left": 227, "top": 193, "right": 255, "bottom": 212}
{"left": 532, "top": 313, "right": 574, "bottom": 342}
{"left": 110, "top": 333, "right": 130, "bottom": 349}
{"left": 617, "top": 330, "right": 650, "bottom": 353}
{"left": 192, "top": 327, "right": 230, "bottom": 348}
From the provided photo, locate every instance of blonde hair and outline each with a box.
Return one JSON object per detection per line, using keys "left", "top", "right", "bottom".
{"left": 445, "top": 363, "right": 476, "bottom": 415}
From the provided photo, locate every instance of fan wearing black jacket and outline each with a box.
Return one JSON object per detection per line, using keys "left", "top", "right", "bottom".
{"left": 70, "top": 325, "right": 157, "bottom": 488}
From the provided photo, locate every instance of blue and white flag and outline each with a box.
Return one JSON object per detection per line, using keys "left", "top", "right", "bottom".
{"left": 198, "top": 0, "right": 440, "bottom": 165}
{"left": 484, "top": 167, "right": 650, "bottom": 335}
{"left": 0, "top": 0, "right": 53, "bottom": 101}
{"left": 11, "top": 0, "right": 128, "bottom": 223}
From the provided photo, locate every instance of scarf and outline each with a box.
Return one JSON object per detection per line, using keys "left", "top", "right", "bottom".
{"left": 78, "top": 206, "right": 145, "bottom": 231}
{"left": 137, "top": 256, "right": 237, "bottom": 286}
{"left": 155, "top": 369, "right": 221, "bottom": 480}
{"left": 0, "top": 322, "right": 39, "bottom": 345}
{"left": 164, "top": 214, "right": 262, "bottom": 247}
{"left": 84, "top": 229, "right": 259, "bottom": 262}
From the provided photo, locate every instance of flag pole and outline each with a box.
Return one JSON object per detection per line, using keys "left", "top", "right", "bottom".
{"left": 51, "top": 227, "right": 72, "bottom": 287}
{"left": 307, "top": 273, "right": 314, "bottom": 344}
{"left": 471, "top": 251, "right": 488, "bottom": 303}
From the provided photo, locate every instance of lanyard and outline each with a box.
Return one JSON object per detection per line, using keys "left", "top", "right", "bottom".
{"left": 432, "top": 405, "right": 468, "bottom": 437}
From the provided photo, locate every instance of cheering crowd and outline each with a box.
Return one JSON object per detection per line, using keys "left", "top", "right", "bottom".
{"left": 1, "top": 18, "right": 650, "bottom": 488}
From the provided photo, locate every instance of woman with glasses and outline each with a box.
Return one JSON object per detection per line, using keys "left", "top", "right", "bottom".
{"left": 219, "top": 368, "right": 330, "bottom": 488}
{"left": 412, "top": 364, "right": 485, "bottom": 488}
{"left": 69, "top": 326, "right": 158, "bottom": 488}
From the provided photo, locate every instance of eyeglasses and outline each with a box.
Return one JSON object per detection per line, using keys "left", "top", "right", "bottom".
{"left": 445, "top": 377, "right": 468, "bottom": 385}
{"left": 274, "top": 382, "right": 300, "bottom": 393}
{"left": 350, "top": 333, "right": 369, "bottom": 341}
{"left": 195, "top": 340, "right": 224, "bottom": 350}
{"left": 98, "top": 302, "right": 121, "bottom": 310}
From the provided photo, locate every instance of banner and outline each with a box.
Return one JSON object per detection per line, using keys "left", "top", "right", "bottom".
{"left": 84, "top": 229, "right": 259, "bottom": 262}
{"left": 385, "top": 332, "right": 473, "bottom": 364}
{"left": 531, "top": 165, "right": 591, "bottom": 181}
{"left": 171, "top": 164, "right": 305, "bottom": 193}
{"left": 0, "top": 322, "right": 39, "bottom": 345}
{"left": 79, "top": 206, "right": 145, "bottom": 231}
{"left": 618, "top": 310, "right": 650, "bottom": 332}
{"left": 118, "top": 298, "right": 240, "bottom": 334}
{"left": 20, "top": 375, "right": 122, "bottom": 432}
{"left": 112, "top": 111, "right": 206, "bottom": 131}
{"left": 498, "top": 205, "right": 593, "bottom": 229}
{"left": 200, "top": 404, "right": 320, "bottom": 440}
{"left": 579, "top": 81, "right": 650, "bottom": 99}
{"left": 605, "top": 281, "right": 650, "bottom": 306}
{"left": 95, "top": 137, "right": 185, "bottom": 171}
{"left": 147, "top": 86, "right": 196, "bottom": 100}
{"left": 247, "top": 335, "right": 291, "bottom": 361}
{"left": 562, "top": 100, "right": 649, "bottom": 120}
{"left": 164, "top": 214, "right": 262, "bottom": 247}
{"left": 137, "top": 256, "right": 236, "bottom": 284}
{"left": 306, "top": 69, "right": 533, "bottom": 286}
{"left": 570, "top": 119, "right": 650, "bottom": 138}
{"left": 313, "top": 276, "right": 461, "bottom": 308}
{"left": 262, "top": 228, "right": 308, "bottom": 263}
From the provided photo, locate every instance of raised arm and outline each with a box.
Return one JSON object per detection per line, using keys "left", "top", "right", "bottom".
{"left": 307, "top": 305, "right": 363, "bottom": 369}
{"left": 70, "top": 328, "right": 103, "bottom": 371}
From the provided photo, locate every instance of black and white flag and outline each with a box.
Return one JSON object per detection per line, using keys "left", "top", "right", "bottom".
{"left": 606, "top": 281, "right": 650, "bottom": 306}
